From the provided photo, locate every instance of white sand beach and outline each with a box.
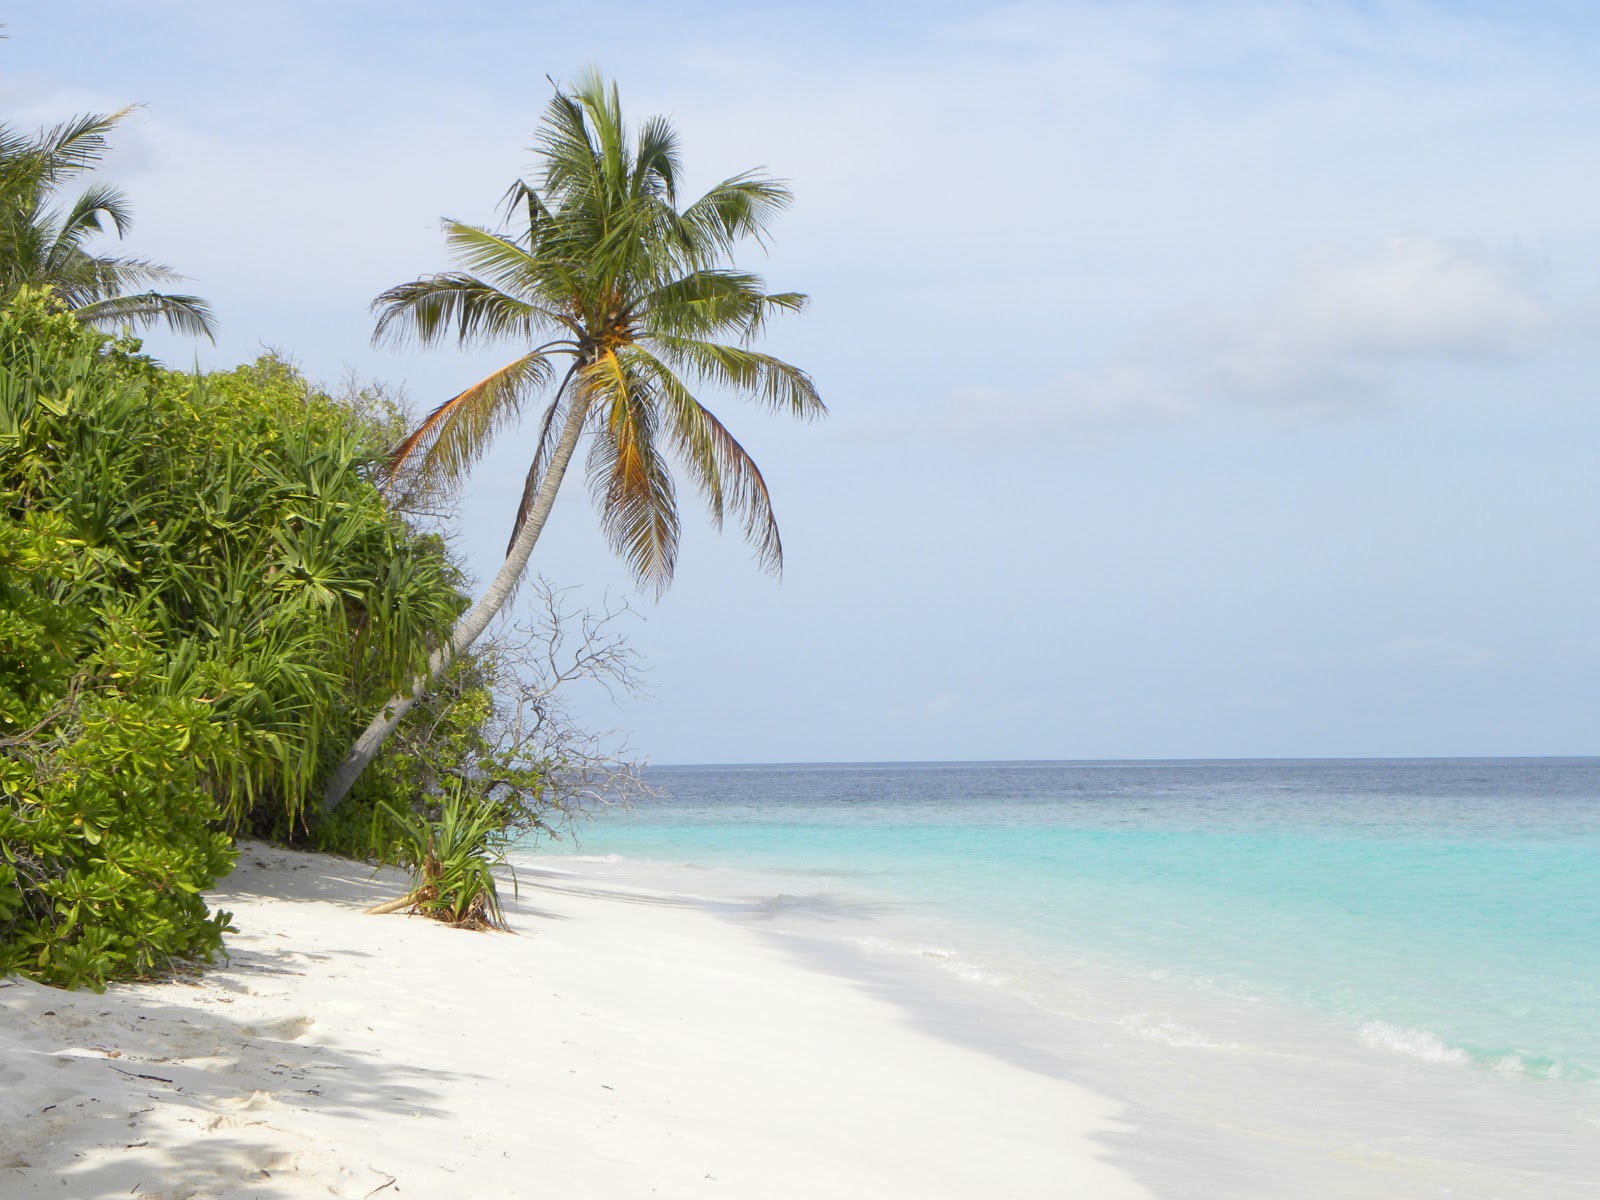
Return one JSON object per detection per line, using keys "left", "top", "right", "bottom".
{"left": 0, "top": 844, "right": 1149, "bottom": 1199}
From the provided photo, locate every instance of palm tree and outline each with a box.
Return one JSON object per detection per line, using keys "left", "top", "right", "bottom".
{"left": 0, "top": 107, "right": 215, "bottom": 338}
{"left": 320, "top": 71, "right": 823, "bottom": 812}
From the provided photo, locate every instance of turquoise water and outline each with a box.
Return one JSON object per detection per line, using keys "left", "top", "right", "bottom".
{"left": 543, "top": 758, "right": 1600, "bottom": 1088}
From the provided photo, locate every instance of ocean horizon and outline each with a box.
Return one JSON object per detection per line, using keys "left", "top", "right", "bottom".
{"left": 527, "top": 755, "right": 1600, "bottom": 1197}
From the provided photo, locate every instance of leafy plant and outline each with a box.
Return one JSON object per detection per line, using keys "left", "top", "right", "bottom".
{"left": 0, "top": 288, "right": 473, "bottom": 987}
{"left": 0, "top": 512, "right": 236, "bottom": 988}
{"left": 372, "top": 785, "right": 514, "bottom": 931}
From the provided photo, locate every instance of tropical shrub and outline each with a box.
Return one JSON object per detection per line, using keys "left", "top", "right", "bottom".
{"left": 371, "top": 783, "right": 515, "bottom": 931}
{"left": 0, "top": 289, "right": 468, "bottom": 987}
{"left": 0, "top": 499, "right": 235, "bottom": 987}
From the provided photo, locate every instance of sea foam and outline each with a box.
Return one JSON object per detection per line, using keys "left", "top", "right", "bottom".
{"left": 1360, "top": 1021, "right": 1470, "bottom": 1064}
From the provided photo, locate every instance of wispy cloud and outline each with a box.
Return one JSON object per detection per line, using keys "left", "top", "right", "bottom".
{"left": 875, "top": 235, "right": 1556, "bottom": 447}
{"left": 1206, "top": 237, "right": 1549, "bottom": 409}
{"left": 842, "top": 363, "right": 1194, "bottom": 446}
{"left": 1366, "top": 634, "right": 1496, "bottom": 669}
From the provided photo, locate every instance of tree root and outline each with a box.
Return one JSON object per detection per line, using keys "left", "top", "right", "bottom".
{"left": 364, "top": 892, "right": 418, "bottom": 916}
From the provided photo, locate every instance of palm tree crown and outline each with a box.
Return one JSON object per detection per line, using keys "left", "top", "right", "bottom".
{"left": 0, "top": 107, "right": 215, "bottom": 339}
{"left": 373, "top": 69, "right": 823, "bottom": 592}
{"left": 322, "top": 71, "right": 822, "bottom": 812}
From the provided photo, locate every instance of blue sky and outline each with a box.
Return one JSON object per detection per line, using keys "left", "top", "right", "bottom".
{"left": 7, "top": 1, "right": 1599, "bottom": 762}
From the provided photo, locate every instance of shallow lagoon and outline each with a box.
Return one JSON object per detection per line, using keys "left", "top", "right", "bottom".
{"left": 530, "top": 758, "right": 1600, "bottom": 1197}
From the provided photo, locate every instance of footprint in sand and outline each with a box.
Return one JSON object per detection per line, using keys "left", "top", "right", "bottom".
{"left": 205, "top": 1092, "right": 282, "bottom": 1129}
{"left": 245, "top": 1015, "right": 317, "bottom": 1041}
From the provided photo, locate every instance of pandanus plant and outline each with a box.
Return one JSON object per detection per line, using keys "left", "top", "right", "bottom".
{"left": 322, "top": 71, "right": 823, "bottom": 812}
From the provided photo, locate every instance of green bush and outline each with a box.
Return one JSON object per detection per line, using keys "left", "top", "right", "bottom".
{"left": 0, "top": 695, "right": 236, "bottom": 989}
{"left": 0, "top": 288, "right": 472, "bottom": 988}
{"left": 0, "top": 507, "right": 233, "bottom": 988}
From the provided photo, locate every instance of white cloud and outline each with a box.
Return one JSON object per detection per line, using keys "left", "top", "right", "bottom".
{"left": 884, "top": 236, "right": 1557, "bottom": 447}
{"left": 1207, "top": 237, "right": 1549, "bottom": 406}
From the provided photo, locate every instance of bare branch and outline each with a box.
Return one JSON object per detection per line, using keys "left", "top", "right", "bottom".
{"left": 380, "top": 577, "right": 656, "bottom": 842}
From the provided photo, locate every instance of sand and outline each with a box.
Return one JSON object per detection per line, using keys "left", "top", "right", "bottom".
{"left": 0, "top": 843, "right": 1149, "bottom": 1199}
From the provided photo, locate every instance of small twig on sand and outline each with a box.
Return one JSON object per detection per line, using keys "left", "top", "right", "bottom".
{"left": 363, "top": 1168, "right": 397, "bottom": 1197}
{"left": 111, "top": 1067, "right": 173, "bottom": 1084}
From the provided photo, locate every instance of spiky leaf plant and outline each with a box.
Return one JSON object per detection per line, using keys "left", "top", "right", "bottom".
{"left": 371, "top": 785, "right": 514, "bottom": 931}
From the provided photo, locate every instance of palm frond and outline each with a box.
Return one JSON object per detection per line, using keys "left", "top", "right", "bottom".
{"left": 440, "top": 221, "right": 579, "bottom": 330}
{"left": 45, "top": 253, "right": 185, "bottom": 307}
{"left": 627, "top": 345, "right": 783, "bottom": 573}
{"left": 25, "top": 107, "right": 133, "bottom": 182}
{"left": 582, "top": 350, "right": 679, "bottom": 593}
{"left": 0, "top": 106, "right": 213, "bottom": 339}
{"left": 632, "top": 114, "right": 680, "bottom": 204}
{"left": 72, "top": 291, "right": 217, "bottom": 340}
{"left": 642, "top": 269, "right": 808, "bottom": 342}
{"left": 573, "top": 71, "right": 629, "bottom": 204}
{"left": 497, "top": 178, "right": 553, "bottom": 246}
{"left": 537, "top": 80, "right": 604, "bottom": 203}
{"left": 387, "top": 351, "right": 556, "bottom": 488}
{"left": 59, "top": 181, "right": 134, "bottom": 242}
{"left": 650, "top": 334, "right": 825, "bottom": 419}
{"left": 371, "top": 273, "right": 543, "bottom": 348}
{"left": 677, "top": 174, "right": 793, "bottom": 260}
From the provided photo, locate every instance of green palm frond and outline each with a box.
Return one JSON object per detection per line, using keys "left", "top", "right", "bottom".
{"left": 632, "top": 114, "right": 681, "bottom": 204}
{"left": 12, "top": 107, "right": 131, "bottom": 185}
{"left": 642, "top": 270, "right": 807, "bottom": 341}
{"left": 58, "top": 181, "right": 133, "bottom": 242}
{"left": 438, "top": 222, "right": 580, "bottom": 327}
{"left": 497, "top": 178, "right": 553, "bottom": 243}
{"left": 0, "top": 105, "right": 213, "bottom": 338}
{"left": 72, "top": 291, "right": 216, "bottom": 340}
{"left": 677, "top": 174, "right": 793, "bottom": 258}
{"left": 372, "top": 272, "right": 544, "bottom": 348}
{"left": 538, "top": 81, "right": 605, "bottom": 203}
{"left": 46, "top": 252, "right": 187, "bottom": 309}
{"left": 575, "top": 74, "right": 630, "bottom": 203}
{"left": 650, "top": 334, "right": 825, "bottom": 419}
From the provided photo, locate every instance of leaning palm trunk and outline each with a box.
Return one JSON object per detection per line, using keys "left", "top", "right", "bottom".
{"left": 320, "top": 72, "right": 823, "bottom": 813}
{"left": 321, "top": 391, "right": 591, "bottom": 812}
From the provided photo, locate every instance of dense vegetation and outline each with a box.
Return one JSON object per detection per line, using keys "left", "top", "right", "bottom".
{"left": 0, "top": 289, "right": 515, "bottom": 988}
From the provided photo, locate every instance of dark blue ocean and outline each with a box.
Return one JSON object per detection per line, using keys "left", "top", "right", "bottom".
{"left": 528, "top": 758, "right": 1600, "bottom": 1196}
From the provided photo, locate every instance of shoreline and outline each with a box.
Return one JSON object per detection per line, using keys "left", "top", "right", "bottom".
{"left": 0, "top": 844, "right": 1148, "bottom": 1199}
{"left": 532, "top": 848, "right": 1600, "bottom": 1200}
